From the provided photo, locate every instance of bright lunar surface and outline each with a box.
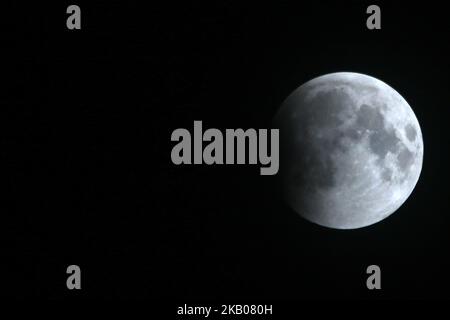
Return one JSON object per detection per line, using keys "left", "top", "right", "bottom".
{"left": 274, "top": 72, "right": 423, "bottom": 229}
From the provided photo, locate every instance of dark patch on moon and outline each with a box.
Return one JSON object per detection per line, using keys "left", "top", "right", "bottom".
{"left": 345, "top": 128, "right": 362, "bottom": 140}
{"left": 356, "top": 104, "right": 384, "bottom": 131}
{"left": 302, "top": 89, "right": 351, "bottom": 128}
{"left": 397, "top": 148, "right": 414, "bottom": 171}
{"left": 381, "top": 168, "right": 393, "bottom": 181}
{"left": 405, "top": 124, "right": 417, "bottom": 141}
{"left": 278, "top": 88, "right": 357, "bottom": 193}
{"left": 354, "top": 104, "right": 400, "bottom": 159}
{"left": 369, "top": 129, "right": 400, "bottom": 160}
{"left": 289, "top": 152, "right": 337, "bottom": 191}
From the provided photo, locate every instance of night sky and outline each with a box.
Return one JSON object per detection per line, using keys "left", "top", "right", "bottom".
{"left": 2, "top": 1, "right": 450, "bottom": 306}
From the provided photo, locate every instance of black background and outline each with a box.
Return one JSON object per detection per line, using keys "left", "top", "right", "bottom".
{"left": 2, "top": 0, "right": 450, "bottom": 304}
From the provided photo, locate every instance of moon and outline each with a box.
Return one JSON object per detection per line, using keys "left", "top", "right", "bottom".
{"left": 274, "top": 72, "right": 423, "bottom": 229}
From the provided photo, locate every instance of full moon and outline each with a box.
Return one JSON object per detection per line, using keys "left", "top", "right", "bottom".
{"left": 274, "top": 72, "right": 423, "bottom": 229}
